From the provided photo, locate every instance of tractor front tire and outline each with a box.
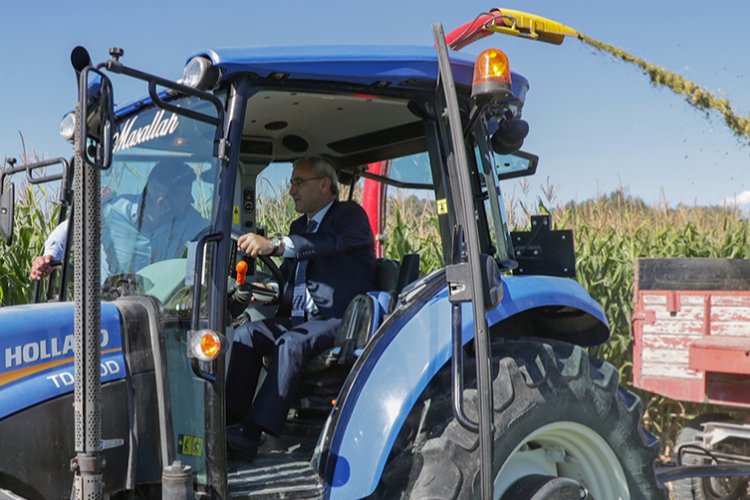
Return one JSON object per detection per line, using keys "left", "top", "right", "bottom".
{"left": 406, "top": 339, "right": 665, "bottom": 499}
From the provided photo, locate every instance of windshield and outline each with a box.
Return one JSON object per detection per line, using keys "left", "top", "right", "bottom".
{"left": 101, "top": 95, "right": 219, "bottom": 301}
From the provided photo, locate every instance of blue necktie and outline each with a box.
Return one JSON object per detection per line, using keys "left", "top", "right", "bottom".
{"left": 291, "top": 218, "right": 318, "bottom": 322}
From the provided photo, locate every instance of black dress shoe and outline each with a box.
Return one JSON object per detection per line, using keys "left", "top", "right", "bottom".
{"left": 227, "top": 426, "right": 261, "bottom": 462}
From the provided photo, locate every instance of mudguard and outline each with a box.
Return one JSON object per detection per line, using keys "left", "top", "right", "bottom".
{"left": 325, "top": 274, "right": 608, "bottom": 499}
{"left": 0, "top": 302, "right": 124, "bottom": 419}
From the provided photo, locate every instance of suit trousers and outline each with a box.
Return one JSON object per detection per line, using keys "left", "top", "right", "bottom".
{"left": 225, "top": 316, "right": 341, "bottom": 436}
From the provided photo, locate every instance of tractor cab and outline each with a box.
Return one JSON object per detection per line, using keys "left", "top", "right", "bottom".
{"left": 110, "top": 46, "right": 535, "bottom": 485}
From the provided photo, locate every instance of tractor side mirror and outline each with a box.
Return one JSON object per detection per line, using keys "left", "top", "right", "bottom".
{"left": 71, "top": 46, "right": 116, "bottom": 169}
{"left": 79, "top": 69, "right": 115, "bottom": 169}
{"left": 0, "top": 181, "right": 14, "bottom": 245}
{"left": 495, "top": 150, "right": 539, "bottom": 180}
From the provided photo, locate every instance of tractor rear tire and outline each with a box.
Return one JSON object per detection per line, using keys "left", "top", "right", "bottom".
{"left": 406, "top": 338, "right": 665, "bottom": 499}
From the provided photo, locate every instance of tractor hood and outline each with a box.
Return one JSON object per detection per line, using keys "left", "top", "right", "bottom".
{"left": 0, "top": 302, "right": 125, "bottom": 419}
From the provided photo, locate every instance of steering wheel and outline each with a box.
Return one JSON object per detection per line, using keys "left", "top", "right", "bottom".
{"left": 101, "top": 272, "right": 150, "bottom": 300}
{"left": 153, "top": 229, "right": 286, "bottom": 312}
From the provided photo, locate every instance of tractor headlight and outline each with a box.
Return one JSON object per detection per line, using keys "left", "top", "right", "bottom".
{"left": 60, "top": 112, "right": 76, "bottom": 142}
{"left": 181, "top": 56, "right": 219, "bottom": 90}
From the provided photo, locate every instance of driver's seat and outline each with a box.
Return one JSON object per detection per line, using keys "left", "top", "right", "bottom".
{"left": 294, "top": 254, "right": 418, "bottom": 416}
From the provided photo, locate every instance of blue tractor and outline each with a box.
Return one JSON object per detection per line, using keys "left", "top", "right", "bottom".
{"left": 0, "top": 16, "right": 664, "bottom": 499}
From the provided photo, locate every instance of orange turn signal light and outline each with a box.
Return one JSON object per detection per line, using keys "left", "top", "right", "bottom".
{"left": 201, "top": 332, "right": 222, "bottom": 359}
{"left": 188, "top": 329, "right": 224, "bottom": 361}
{"left": 472, "top": 48, "right": 513, "bottom": 100}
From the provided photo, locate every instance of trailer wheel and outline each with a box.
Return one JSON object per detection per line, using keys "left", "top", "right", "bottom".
{"left": 673, "top": 416, "right": 749, "bottom": 500}
{"left": 404, "top": 339, "right": 664, "bottom": 499}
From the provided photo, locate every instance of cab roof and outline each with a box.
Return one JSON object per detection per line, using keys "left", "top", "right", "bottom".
{"left": 192, "top": 45, "right": 528, "bottom": 95}
{"left": 114, "top": 45, "right": 530, "bottom": 166}
{"left": 118, "top": 45, "right": 529, "bottom": 117}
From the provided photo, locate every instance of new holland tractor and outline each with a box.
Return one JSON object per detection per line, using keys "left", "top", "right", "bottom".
{"left": 0, "top": 10, "right": 664, "bottom": 499}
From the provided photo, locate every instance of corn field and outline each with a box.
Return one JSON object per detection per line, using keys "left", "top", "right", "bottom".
{"left": 2, "top": 177, "right": 748, "bottom": 457}
{"left": 0, "top": 181, "right": 61, "bottom": 306}
{"left": 554, "top": 190, "right": 749, "bottom": 456}
{"left": 257, "top": 181, "right": 749, "bottom": 455}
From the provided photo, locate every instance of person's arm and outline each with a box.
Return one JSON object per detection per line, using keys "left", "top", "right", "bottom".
{"left": 43, "top": 220, "right": 69, "bottom": 261}
{"left": 236, "top": 228, "right": 296, "bottom": 258}
{"left": 30, "top": 220, "right": 69, "bottom": 280}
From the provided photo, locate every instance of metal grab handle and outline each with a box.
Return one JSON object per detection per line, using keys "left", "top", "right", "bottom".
{"left": 105, "top": 58, "right": 226, "bottom": 161}
{"left": 32, "top": 261, "right": 62, "bottom": 304}
{"left": 190, "top": 232, "right": 223, "bottom": 383}
{"left": 106, "top": 60, "right": 223, "bottom": 127}
{"left": 148, "top": 81, "right": 221, "bottom": 127}
{"left": 3, "top": 156, "right": 73, "bottom": 203}
{"left": 33, "top": 278, "right": 41, "bottom": 304}
{"left": 191, "top": 358, "right": 215, "bottom": 384}
{"left": 448, "top": 225, "right": 479, "bottom": 432}
{"left": 23, "top": 157, "right": 71, "bottom": 185}
{"left": 190, "top": 232, "right": 224, "bottom": 331}
{"left": 451, "top": 303, "right": 479, "bottom": 432}
{"left": 1, "top": 157, "right": 26, "bottom": 189}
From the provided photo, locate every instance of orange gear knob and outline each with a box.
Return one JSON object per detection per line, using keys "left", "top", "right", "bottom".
{"left": 236, "top": 260, "right": 248, "bottom": 286}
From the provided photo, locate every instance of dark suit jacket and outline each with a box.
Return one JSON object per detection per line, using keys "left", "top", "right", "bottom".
{"left": 277, "top": 200, "right": 376, "bottom": 319}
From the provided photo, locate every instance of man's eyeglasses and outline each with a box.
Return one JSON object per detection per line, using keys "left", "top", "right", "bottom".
{"left": 290, "top": 176, "right": 323, "bottom": 188}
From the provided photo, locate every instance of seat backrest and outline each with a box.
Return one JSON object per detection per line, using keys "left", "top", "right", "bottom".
{"left": 333, "top": 253, "right": 421, "bottom": 362}
{"left": 304, "top": 254, "right": 421, "bottom": 372}
{"left": 375, "top": 258, "right": 400, "bottom": 292}
{"left": 395, "top": 253, "right": 420, "bottom": 297}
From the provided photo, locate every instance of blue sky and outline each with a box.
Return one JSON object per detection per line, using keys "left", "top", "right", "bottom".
{"left": 1, "top": 0, "right": 748, "bottom": 209}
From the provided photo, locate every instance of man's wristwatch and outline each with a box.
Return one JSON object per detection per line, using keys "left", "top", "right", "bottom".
{"left": 269, "top": 236, "right": 282, "bottom": 256}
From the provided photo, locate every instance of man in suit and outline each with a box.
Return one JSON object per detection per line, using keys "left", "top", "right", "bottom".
{"left": 226, "top": 156, "right": 376, "bottom": 461}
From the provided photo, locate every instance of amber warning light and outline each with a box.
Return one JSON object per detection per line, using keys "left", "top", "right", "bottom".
{"left": 472, "top": 48, "right": 513, "bottom": 100}
{"left": 188, "top": 329, "right": 225, "bottom": 361}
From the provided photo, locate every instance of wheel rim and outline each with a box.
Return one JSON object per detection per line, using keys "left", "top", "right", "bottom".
{"left": 494, "top": 421, "right": 630, "bottom": 500}
{"left": 705, "top": 475, "right": 745, "bottom": 499}
{"left": 704, "top": 441, "right": 748, "bottom": 499}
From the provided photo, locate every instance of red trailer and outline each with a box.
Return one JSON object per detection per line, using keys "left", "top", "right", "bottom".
{"left": 632, "top": 258, "right": 750, "bottom": 498}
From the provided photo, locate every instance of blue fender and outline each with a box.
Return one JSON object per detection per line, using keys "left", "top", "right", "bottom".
{"left": 326, "top": 274, "right": 608, "bottom": 499}
{"left": 0, "top": 302, "right": 125, "bottom": 419}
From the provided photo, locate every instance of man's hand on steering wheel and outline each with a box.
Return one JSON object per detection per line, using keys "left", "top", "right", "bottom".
{"left": 237, "top": 232, "right": 284, "bottom": 258}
